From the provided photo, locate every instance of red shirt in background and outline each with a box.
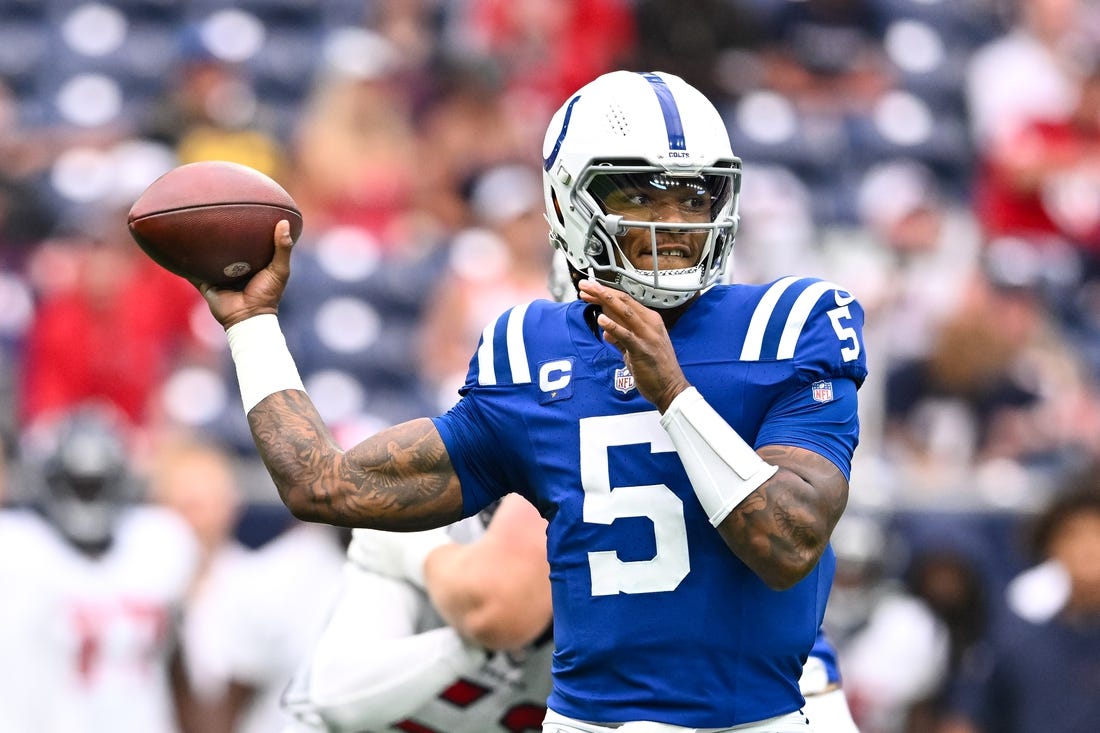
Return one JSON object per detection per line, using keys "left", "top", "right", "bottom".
{"left": 20, "top": 245, "right": 203, "bottom": 429}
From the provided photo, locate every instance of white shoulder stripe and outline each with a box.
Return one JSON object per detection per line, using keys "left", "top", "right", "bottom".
{"left": 476, "top": 302, "right": 533, "bottom": 386}
{"left": 776, "top": 281, "right": 846, "bottom": 359}
{"left": 740, "top": 276, "right": 800, "bottom": 361}
{"left": 476, "top": 319, "right": 497, "bottom": 386}
{"left": 506, "top": 301, "right": 532, "bottom": 384}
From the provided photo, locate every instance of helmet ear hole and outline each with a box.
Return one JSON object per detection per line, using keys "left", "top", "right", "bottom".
{"left": 550, "top": 189, "right": 566, "bottom": 227}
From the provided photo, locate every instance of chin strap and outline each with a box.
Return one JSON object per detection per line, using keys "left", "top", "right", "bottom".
{"left": 660, "top": 386, "right": 778, "bottom": 526}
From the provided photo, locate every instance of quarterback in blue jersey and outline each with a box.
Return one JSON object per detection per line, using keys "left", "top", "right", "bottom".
{"left": 195, "top": 70, "right": 867, "bottom": 732}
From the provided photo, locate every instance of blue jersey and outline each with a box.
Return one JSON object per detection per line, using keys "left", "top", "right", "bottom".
{"left": 432, "top": 277, "right": 868, "bottom": 727}
{"left": 810, "top": 629, "right": 843, "bottom": 686}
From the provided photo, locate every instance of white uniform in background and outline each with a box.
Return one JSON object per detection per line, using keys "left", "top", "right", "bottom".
{"left": 0, "top": 506, "right": 198, "bottom": 733}
{"left": 178, "top": 538, "right": 254, "bottom": 702}
{"left": 199, "top": 522, "right": 346, "bottom": 733}
{"left": 283, "top": 509, "right": 555, "bottom": 733}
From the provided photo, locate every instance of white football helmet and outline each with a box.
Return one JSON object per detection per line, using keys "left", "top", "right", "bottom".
{"left": 542, "top": 70, "right": 741, "bottom": 309}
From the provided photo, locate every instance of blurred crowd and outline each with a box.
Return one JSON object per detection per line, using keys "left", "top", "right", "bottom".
{"left": 1, "top": 0, "right": 1100, "bottom": 732}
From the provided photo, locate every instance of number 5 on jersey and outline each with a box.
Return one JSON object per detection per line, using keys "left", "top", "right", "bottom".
{"left": 580, "top": 412, "right": 691, "bottom": 596}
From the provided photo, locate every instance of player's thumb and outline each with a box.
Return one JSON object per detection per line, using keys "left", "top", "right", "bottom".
{"left": 269, "top": 219, "right": 295, "bottom": 275}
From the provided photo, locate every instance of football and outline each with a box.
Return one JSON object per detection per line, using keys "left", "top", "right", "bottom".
{"left": 127, "top": 160, "right": 303, "bottom": 289}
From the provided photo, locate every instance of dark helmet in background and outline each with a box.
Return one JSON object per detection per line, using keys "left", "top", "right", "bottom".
{"left": 24, "top": 403, "right": 133, "bottom": 554}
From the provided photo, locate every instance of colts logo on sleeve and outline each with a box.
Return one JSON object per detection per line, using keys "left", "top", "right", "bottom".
{"left": 811, "top": 380, "right": 834, "bottom": 403}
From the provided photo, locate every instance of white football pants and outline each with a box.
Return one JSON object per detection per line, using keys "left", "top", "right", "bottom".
{"left": 542, "top": 708, "right": 813, "bottom": 733}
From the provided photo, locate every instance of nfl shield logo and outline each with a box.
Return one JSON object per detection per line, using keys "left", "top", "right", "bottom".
{"left": 614, "top": 366, "right": 635, "bottom": 394}
{"left": 811, "top": 380, "right": 833, "bottom": 403}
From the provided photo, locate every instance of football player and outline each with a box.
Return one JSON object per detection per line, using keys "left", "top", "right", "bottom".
{"left": 0, "top": 404, "right": 199, "bottom": 733}
{"left": 196, "top": 70, "right": 867, "bottom": 731}
{"left": 279, "top": 251, "right": 860, "bottom": 733}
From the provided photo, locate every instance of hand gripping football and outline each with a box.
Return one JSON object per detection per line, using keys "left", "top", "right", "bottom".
{"left": 127, "top": 160, "right": 303, "bottom": 289}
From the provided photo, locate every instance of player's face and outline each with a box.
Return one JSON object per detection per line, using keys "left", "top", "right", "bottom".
{"left": 595, "top": 175, "right": 715, "bottom": 273}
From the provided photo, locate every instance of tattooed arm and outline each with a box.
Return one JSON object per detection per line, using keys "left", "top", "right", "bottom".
{"left": 716, "top": 446, "right": 848, "bottom": 590}
{"left": 193, "top": 221, "right": 465, "bottom": 530}
{"left": 249, "top": 392, "right": 464, "bottom": 529}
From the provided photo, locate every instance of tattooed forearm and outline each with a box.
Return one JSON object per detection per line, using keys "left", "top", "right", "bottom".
{"left": 716, "top": 444, "right": 849, "bottom": 590}
{"left": 248, "top": 390, "right": 464, "bottom": 529}
{"left": 772, "top": 497, "right": 820, "bottom": 554}
{"left": 250, "top": 393, "right": 339, "bottom": 502}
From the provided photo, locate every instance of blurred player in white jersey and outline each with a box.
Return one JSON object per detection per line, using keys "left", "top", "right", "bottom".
{"left": 0, "top": 403, "right": 199, "bottom": 733}
{"left": 283, "top": 493, "right": 553, "bottom": 733}
{"left": 204, "top": 518, "right": 347, "bottom": 733}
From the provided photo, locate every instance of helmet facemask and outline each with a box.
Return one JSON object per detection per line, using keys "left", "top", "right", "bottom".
{"left": 566, "top": 162, "right": 740, "bottom": 308}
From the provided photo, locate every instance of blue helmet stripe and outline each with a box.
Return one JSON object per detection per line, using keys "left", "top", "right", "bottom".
{"left": 639, "top": 72, "right": 686, "bottom": 150}
{"left": 543, "top": 95, "right": 581, "bottom": 171}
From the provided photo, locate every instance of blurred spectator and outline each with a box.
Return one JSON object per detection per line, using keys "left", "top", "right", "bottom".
{"left": 882, "top": 248, "right": 1100, "bottom": 504}
{"left": 828, "top": 514, "right": 951, "bottom": 733}
{"left": 900, "top": 545, "right": 991, "bottom": 733}
{"left": 759, "top": 0, "right": 893, "bottom": 114}
{"left": 939, "top": 482, "right": 1100, "bottom": 733}
{"left": 972, "top": 59, "right": 1100, "bottom": 262}
{"left": 828, "top": 159, "right": 983, "bottom": 366}
{"left": 630, "top": 0, "right": 766, "bottom": 100}
{"left": 367, "top": 0, "right": 442, "bottom": 71}
{"left": 0, "top": 403, "right": 199, "bottom": 733}
{"left": 0, "top": 173, "right": 56, "bottom": 260}
{"left": 417, "top": 163, "right": 553, "bottom": 407}
{"left": 965, "top": 0, "right": 1098, "bottom": 150}
{"left": 0, "top": 178, "right": 39, "bottom": 442}
{"left": 289, "top": 33, "right": 418, "bottom": 241}
{"left": 143, "top": 27, "right": 286, "bottom": 178}
{"left": 451, "top": 0, "right": 636, "bottom": 114}
{"left": 410, "top": 57, "right": 535, "bottom": 236}
{"left": 733, "top": 0, "right": 925, "bottom": 226}
{"left": 18, "top": 207, "right": 209, "bottom": 432}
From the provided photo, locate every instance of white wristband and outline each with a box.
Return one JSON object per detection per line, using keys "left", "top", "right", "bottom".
{"left": 226, "top": 314, "right": 306, "bottom": 415}
{"left": 660, "top": 386, "right": 779, "bottom": 526}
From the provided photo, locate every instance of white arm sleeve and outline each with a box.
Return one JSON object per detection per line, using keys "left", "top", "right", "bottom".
{"left": 346, "top": 526, "right": 452, "bottom": 589}
{"left": 226, "top": 314, "right": 306, "bottom": 414}
{"left": 283, "top": 562, "right": 487, "bottom": 732}
{"left": 660, "top": 386, "right": 779, "bottom": 526}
